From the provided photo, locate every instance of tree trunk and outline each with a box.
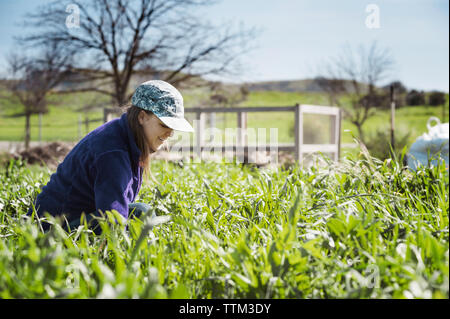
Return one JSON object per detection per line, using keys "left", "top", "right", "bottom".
{"left": 24, "top": 113, "right": 31, "bottom": 151}
{"left": 356, "top": 124, "right": 365, "bottom": 144}
{"left": 113, "top": 77, "right": 131, "bottom": 107}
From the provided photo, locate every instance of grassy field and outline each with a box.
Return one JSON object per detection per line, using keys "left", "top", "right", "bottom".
{"left": 0, "top": 91, "right": 108, "bottom": 142}
{"left": 1, "top": 90, "right": 448, "bottom": 147}
{"left": 0, "top": 150, "right": 448, "bottom": 298}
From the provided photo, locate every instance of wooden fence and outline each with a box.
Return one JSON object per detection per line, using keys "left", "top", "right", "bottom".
{"left": 104, "top": 104, "right": 342, "bottom": 162}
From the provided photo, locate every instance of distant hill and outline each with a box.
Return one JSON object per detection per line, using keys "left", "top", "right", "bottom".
{"left": 244, "top": 79, "right": 325, "bottom": 93}
{"left": 53, "top": 71, "right": 356, "bottom": 94}
{"left": 241, "top": 78, "right": 374, "bottom": 93}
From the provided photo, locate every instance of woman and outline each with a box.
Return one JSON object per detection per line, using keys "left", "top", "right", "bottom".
{"left": 28, "top": 80, "right": 194, "bottom": 233}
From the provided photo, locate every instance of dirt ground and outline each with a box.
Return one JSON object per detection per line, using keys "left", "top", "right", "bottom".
{"left": 1, "top": 141, "right": 296, "bottom": 170}
{"left": 5, "top": 142, "right": 73, "bottom": 170}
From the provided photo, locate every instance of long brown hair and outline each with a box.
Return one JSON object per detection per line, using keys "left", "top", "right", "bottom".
{"left": 125, "top": 105, "right": 157, "bottom": 184}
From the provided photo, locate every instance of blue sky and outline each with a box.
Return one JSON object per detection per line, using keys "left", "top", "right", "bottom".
{"left": 0, "top": 0, "right": 448, "bottom": 92}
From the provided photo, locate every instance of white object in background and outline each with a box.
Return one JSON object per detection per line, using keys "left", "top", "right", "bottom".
{"left": 407, "top": 117, "right": 449, "bottom": 171}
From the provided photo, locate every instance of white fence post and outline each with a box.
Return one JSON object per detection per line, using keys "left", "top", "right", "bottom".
{"left": 294, "top": 104, "right": 303, "bottom": 162}
{"left": 337, "top": 108, "right": 342, "bottom": 161}
{"left": 210, "top": 112, "right": 216, "bottom": 130}
{"left": 195, "top": 112, "right": 206, "bottom": 159}
{"left": 237, "top": 111, "right": 248, "bottom": 158}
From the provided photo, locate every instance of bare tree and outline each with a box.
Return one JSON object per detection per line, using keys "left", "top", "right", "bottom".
{"left": 206, "top": 81, "right": 249, "bottom": 108}
{"left": 316, "top": 42, "right": 394, "bottom": 143}
{"left": 1, "top": 43, "right": 71, "bottom": 150}
{"left": 315, "top": 76, "right": 347, "bottom": 106}
{"left": 19, "top": 0, "right": 257, "bottom": 106}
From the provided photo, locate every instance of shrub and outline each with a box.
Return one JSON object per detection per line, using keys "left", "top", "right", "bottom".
{"left": 406, "top": 90, "right": 426, "bottom": 106}
{"left": 364, "top": 126, "right": 411, "bottom": 161}
{"left": 382, "top": 81, "right": 408, "bottom": 94}
{"left": 428, "top": 91, "right": 446, "bottom": 106}
{"left": 358, "top": 92, "right": 390, "bottom": 109}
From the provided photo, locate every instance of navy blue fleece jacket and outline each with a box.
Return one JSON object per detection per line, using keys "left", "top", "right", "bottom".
{"left": 29, "top": 113, "right": 143, "bottom": 221}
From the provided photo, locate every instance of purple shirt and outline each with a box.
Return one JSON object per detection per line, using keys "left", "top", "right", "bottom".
{"left": 29, "top": 113, "right": 143, "bottom": 221}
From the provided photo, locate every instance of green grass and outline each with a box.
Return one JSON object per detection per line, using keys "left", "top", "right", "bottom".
{"left": 0, "top": 150, "right": 448, "bottom": 298}
{"left": 1, "top": 90, "right": 447, "bottom": 146}
{"left": 0, "top": 91, "right": 106, "bottom": 142}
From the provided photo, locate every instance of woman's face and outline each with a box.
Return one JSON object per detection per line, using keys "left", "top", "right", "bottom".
{"left": 138, "top": 111, "right": 174, "bottom": 153}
